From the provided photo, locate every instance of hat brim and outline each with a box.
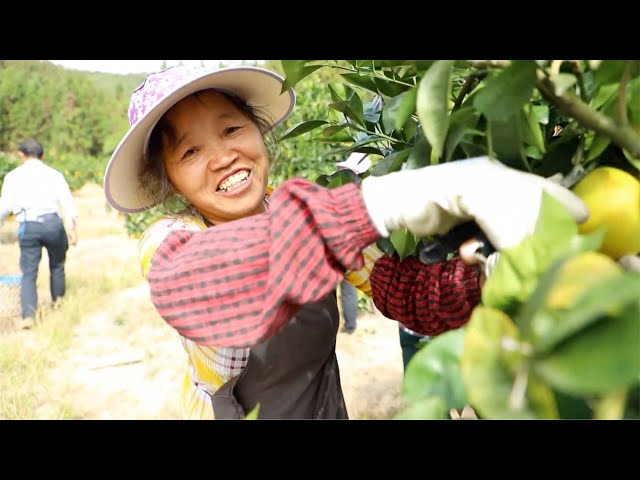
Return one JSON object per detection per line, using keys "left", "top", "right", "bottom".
{"left": 104, "top": 66, "right": 296, "bottom": 213}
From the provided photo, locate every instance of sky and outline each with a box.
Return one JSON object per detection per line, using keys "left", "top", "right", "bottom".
{"left": 47, "top": 60, "right": 257, "bottom": 75}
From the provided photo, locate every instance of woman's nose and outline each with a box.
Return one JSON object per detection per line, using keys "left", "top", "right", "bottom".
{"left": 206, "top": 144, "right": 238, "bottom": 171}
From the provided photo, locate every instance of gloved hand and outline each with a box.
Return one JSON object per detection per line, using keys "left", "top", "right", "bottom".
{"left": 360, "top": 156, "right": 589, "bottom": 251}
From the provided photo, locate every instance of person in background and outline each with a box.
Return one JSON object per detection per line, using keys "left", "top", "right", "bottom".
{"left": 339, "top": 279, "right": 359, "bottom": 334}
{"left": 0, "top": 138, "right": 78, "bottom": 328}
{"left": 398, "top": 326, "right": 431, "bottom": 371}
{"left": 103, "top": 64, "right": 588, "bottom": 419}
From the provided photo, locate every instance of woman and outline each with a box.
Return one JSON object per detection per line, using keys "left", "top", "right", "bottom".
{"left": 103, "top": 65, "right": 588, "bottom": 419}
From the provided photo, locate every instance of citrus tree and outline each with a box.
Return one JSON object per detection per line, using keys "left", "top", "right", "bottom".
{"left": 279, "top": 60, "right": 640, "bottom": 419}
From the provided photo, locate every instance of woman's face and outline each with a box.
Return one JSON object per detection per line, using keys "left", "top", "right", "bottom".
{"left": 160, "top": 91, "right": 270, "bottom": 225}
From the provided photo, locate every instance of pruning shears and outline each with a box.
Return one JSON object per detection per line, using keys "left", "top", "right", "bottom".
{"left": 418, "top": 163, "right": 595, "bottom": 267}
{"left": 418, "top": 220, "right": 496, "bottom": 266}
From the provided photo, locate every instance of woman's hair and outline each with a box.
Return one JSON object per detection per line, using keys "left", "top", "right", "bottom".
{"left": 139, "top": 89, "right": 280, "bottom": 213}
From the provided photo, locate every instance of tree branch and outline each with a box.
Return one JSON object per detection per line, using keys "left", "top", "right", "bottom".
{"left": 570, "top": 61, "right": 589, "bottom": 103}
{"left": 616, "top": 60, "right": 633, "bottom": 127}
{"left": 536, "top": 74, "right": 640, "bottom": 158}
{"left": 452, "top": 73, "right": 484, "bottom": 112}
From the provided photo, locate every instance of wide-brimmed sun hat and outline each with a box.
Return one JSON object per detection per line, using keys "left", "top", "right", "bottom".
{"left": 103, "top": 65, "right": 296, "bottom": 213}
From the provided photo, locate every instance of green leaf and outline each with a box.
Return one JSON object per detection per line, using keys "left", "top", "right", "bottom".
{"left": 341, "top": 73, "right": 379, "bottom": 94}
{"left": 373, "top": 76, "right": 406, "bottom": 98}
{"left": 531, "top": 269, "right": 640, "bottom": 354}
{"left": 481, "top": 193, "right": 580, "bottom": 315}
{"left": 521, "top": 104, "right": 546, "bottom": 153}
{"left": 532, "top": 189, "right": 580, "bottom": 246}
{"left": 390, "top": 228, "right": 419, "bottom": 261}
{"left": 474, "top": 60, "right": 538, "bottom": 122}
{"left": 444, "top": 107, "right": 480, "bottom": 162}
{"left": 586, "top": 135, "right": 611, "bottom": 162}
{"left": 622, "top": 149, "right": 640, "bottom": 171}
{"left": 329, "top": 100, "right": 350, "bottom": 114}
{"left": 416, "top": 60, "right": 454, "bottom": 159}
{"left": 403, "top": 329, "right": 468, "bottom": 409}
{"left": 534, "top": 299, "right": 640, "bottom": 396}
{"left": 280, "top": 61, "right": 322, "bottom": 93}
{"left": 405, "top": 134, "right": 431, "bottom": 169}
{"left": 278, "top": 120, "right": 329, "bottom": 142}
{"left": 382, "top": 88, "right": 417, "bottom": 132}
{"left": 321, "top": 124, "right": 348, "bottom": 137}
{"left": 393, "top": 397, "right": 447, "bottom": 420}
{"left": 353, "top": 146, "right": 384, "bottom": 157}
{"left": 400, "top": 117, "right": 418, "bottom": 142}
{"left": 628, "top": 77, "right": 640, "bottom": 126}
{"left": 524, "top": 146, "right": 544, "bottom": 160}
{"left": 461, "top": 306, "right": 558, "bottom": 419}
{"left": 554, "top": 390, "right": 593, "bottom": 419}
{"left": 370, "top": 149, "right": 411, "bottom": 176}
{"left": 322, "top": 135, "right": 382, "bottom": 157}
{"left": 328, "top": 83, "right": 350, "bottom": 103}
{"left": 533, "top": 105, "right": 550, "bottom": 125}
{"left": 244, "top": 403, "right": 260, "bottom": 419}
{"left": 325, "top": 169, "right": 359, "bottom": 188}
{"left": 514, "top": 255, "right": 573, "bottom": 337}
{"left": 314, "top": 128, "right": 353, "bottom": 143}
{"left": 488, "top": 116, "right": 523, "bottom": 167}
{"left": 589, "top": 83, "right": 618, "bottom": 110}
{"left": 551, "top": 73, "right": 577, "bottom": 96}
{"left": 376, "top": 237, "right": 397, "bottom": 257}
{"left": 348, "top": 93, "right": 365, "bottom": 127}
{"left": 593, "top": 60, "right": 626, "bottom": 86}
{"left": 593, "top": 390, "right": 628, "bottom": 420}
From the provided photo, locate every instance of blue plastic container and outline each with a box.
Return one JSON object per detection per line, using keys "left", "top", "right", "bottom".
{"left": 0, "top": 275, "right": 22, "bottom": 284}
{"left": 0, "top": 275, "right": 22, "bottom": 319}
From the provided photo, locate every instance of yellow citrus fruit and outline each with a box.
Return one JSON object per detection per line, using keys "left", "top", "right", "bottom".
{"left": 572, "top": 166, "right": 640, "bottom": 259}
{"left": 546, "top": 251, "right": 622, "bottom": 310}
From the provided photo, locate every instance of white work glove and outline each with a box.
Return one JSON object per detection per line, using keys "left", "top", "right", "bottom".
{"left": 360, "top": 156, "right": 589, "bottom": 251}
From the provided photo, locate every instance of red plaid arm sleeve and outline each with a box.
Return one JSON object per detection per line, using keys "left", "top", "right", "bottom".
{"left": 370, "top": 255, "right": 482, "bottom": 336}
{"left": 146, "top": 178, "right": 381, "bottom": 348}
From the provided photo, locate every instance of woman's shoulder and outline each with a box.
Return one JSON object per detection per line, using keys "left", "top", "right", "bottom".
{"left": 148, "top": 209, "right": 207, "bottom": 232}
{"left": 137, "top": 208, "right": 207, "bottom": 278}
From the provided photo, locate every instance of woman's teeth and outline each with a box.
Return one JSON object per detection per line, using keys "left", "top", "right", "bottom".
{"left": 218, "top": 171, "right": 250, "bottom": 191}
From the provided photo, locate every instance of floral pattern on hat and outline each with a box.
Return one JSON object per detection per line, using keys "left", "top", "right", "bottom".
{"left": 128, "top": 66, "right": 207, "bottom": 126}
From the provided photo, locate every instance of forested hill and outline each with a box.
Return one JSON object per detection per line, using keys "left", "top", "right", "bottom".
{"left": 0, "top": 60, "right": 145, "bottom": 159}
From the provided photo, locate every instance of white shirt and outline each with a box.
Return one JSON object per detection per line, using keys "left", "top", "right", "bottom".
{"left": 0, "top": 158, "right": 78, "bottom": 228}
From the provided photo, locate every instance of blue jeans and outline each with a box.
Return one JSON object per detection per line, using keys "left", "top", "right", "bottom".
{"left": 18, "top": 215, "right": 68, "bottom": 318}
{"left": 340, "top": 280, "right": 358, "bottom": 331}
{"left": 399, "top": 326, "right": 431, "bottom": 371}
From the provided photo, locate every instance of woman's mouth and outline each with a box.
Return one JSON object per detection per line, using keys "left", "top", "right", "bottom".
{"left": 217, "top": 170, "right": 251, "bottom": 193}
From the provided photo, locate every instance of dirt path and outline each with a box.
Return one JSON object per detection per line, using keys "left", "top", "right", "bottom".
{"left": 40, "top": 283, "right": 406, "bottom": 419}
{"left": 42, "top": 284, "right": 405, "bottom": 419}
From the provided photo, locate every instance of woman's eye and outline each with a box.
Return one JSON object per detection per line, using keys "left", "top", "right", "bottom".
{"left": 225, "top": 126, "right": 242, "bottom": 135}
{"left": 181, "top": 148, "right": 197, "bottom": 160}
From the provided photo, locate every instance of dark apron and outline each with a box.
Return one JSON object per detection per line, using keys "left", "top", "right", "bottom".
{"left": 210, "top": 291, "right": 348, "bottom": 419}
